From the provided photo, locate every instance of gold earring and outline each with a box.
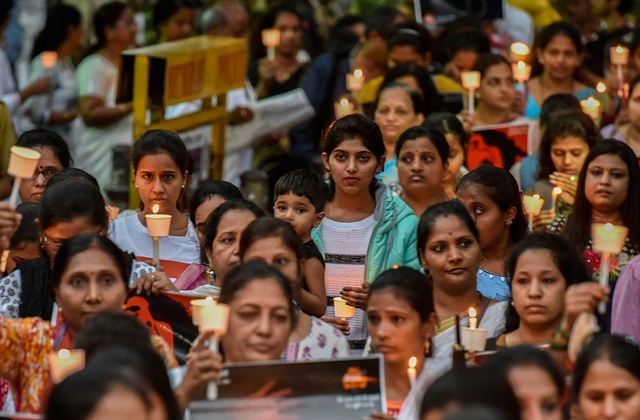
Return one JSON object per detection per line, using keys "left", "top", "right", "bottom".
{"left": 134, "top": 184, "right": 138, "bottom": 188}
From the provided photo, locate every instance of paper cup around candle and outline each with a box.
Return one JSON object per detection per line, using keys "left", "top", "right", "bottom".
{"left": 261, "top": 29, "right": 281, "bottom": 48}
{"left": 48, "top": 349, "right": 85, "bottom": 384}
{"left": 580, "top": 97, "right": 601, "bottom": 119}
{"left": 512, "top": 61, "right": 531, "bottom": 83}
{"left": 592, "top": 223, "right": 628, "bottom": 254}
{"left": 334, "top": 297, "right": 355, "bottom": 318}
{"left": 145, "top": 214, "right": 172, "bottom": 237}
{"left": 510, "top": 42, "right": 530, "bottom": 62}
{"left": 523, "top": 195, "right": 544, "bottom": 216}
{"left": 461, "top": 71, "right": 481, "bottom": 90}
{"left": 334, "top": 98, "right": 354, "bottom": 118}
{"left": 192, "top": 298, "right": 230, "bottom": 335}
{"left": 610, "top": 46, "right": 629, "bottom": 66}
{"left": 41, "top": 51, "right": 58, "bottom": 69}
{"left": 8, "top": 146, "right": 41, "bottom": 178}
{"left": 461, "top": 327, "right": 488, "bottom": 352}
{"left": 346, "top": 69, "right": 364, "bottom": 92}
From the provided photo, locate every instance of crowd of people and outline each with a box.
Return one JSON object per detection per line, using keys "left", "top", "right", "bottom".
{"left": 1, "top": 0, "right": 640, "bottom": 419}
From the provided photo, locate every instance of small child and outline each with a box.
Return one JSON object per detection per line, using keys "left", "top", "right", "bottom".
{"left": 274, "top": 169, "right": 328, "bottom": 317}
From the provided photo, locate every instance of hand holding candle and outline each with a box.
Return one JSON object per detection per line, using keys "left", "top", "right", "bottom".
{"left": 262, "top": 29, "right": 281, "bottom": 60}
{"left": 592, "top": 223, "right": 627, "bottom": 314}
{"left": 7, "top": 146, "right": 41, "bottom": 206}
{"left": 346, "top": 69, "right": 364, "bottom": 93}
{"left": 461, "top": 71, "right": 481, "bottom": 112}
{"left": 333, "top": 296, "right": 355, "bottom": 320}
{"left": 48, "top": 349, "right": 85, "bottom": 383}
{"left": 407, "top": 357, "right": 417, "bottom": 389}
{"left": 145, "top": 204, "right": 171, "bottom": 268}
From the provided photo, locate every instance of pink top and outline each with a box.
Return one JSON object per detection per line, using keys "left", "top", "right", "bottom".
{"left": 612, "top": 255, "right": 640, "bottom": 341}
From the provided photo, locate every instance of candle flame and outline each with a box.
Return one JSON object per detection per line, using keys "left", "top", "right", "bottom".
{"left": 152, "top": 204, "right": 159, "bottom": 214}
{"left": 605, "top": 223, "right": 614, "bottom": 231}
{"left": 533, "top": 194, "right": 540, "bottom": 200}
{"left": 469, "top": 308, "right": 477, "bottom": 317}
{"left": 597, "top": 82, "right": 606, "bottom": 93}
{"left": 392, "top": 264, "right": 399, "bottom": 269}
{"left": 340, "top": 98, "right": 349, "bottom": 106}
{"left": 516, "top": 61, "right": 526, "bottom": 69}
{"left": 409, "top": 357, "right": 417, "bottom": 368}
{"left": 585, "top": 97, "right": 599, "bottom": 106}
{"left": 58, "top": 349, "right": 71, "bottom": 359}
{"left": 553, "top": 187, "right": 562, "bottom": 195}
{"left": 511, "top": 42, "right": 530, "bottom": 56}
{"left": 205, "top": 296, "right": 215, "bottom": 307}
{"left": 615, "top": 46, "right": 625, "bottom": 54}
{"left": 354, "top": 69, "right": 363, "bottom": 78}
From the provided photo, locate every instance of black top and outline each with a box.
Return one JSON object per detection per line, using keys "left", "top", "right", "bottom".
{"left": 303, "top": 239, "right": 325, "bottom": 267}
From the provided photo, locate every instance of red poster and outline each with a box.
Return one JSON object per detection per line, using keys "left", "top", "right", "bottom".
{"left": 467, "top": 122, "right": 536, "bottom": 170}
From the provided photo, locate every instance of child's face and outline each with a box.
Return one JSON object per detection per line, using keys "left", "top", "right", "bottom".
{"left": 274, "top": 193, "right": 323, "bottom": 240}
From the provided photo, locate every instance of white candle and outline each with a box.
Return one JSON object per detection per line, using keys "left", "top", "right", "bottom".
{"left": 334, "top": 97, "right": 353, "bottom": 118}
{"left": 48, "top": 349, "right": 85, "bottom": 383}
{"left": 7, "top": 146, "right": 41, "bottom": 206}
{"left": 468, "top": 307, "right": 477, "bottom": 329}
{"left": 41, "top": 51, "right": 58, "bottom": 69}
{"left": 262, "top": 29, "right": 281, "bottom": 60}
{"left": 512, "top": 61, "right": 531, "bottom": 84}
{"left": 407, "top": 357, "right": 417, "bottom": 388}
{"left": 346, "top": 69, "right": 364, "bottom": 93}
{"left": 145, "top": 204, "right": 171, "bottom": 267}
{"left": 333, "top": 296, "right": 355, "bottom": 319}
{"left": 592, "top": 223, "right": 628, "bottom": 314}
{"left": 461, "top": 71, "right": 481, "bottom": 112}
{"left": 510, "top": 42, "right": 530, "bottom": 62}
{"left": 580, "top": 97, "right": 601, "bottom": 120}
{"left": 551, "top": 187, "right": 562, "bottom": 211}
{"left": 523, "top": 194, "right": 544, "bottom": 232}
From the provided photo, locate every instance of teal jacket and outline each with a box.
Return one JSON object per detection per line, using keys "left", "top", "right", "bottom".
{"left": 311, "top": 184, "right": 421, "bottom": 284}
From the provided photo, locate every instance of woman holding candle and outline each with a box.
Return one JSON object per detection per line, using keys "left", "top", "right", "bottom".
{"left": 26, "top": 5, "right": 82, "bottom": 143}
{"left": 525, "top": 22, "right": 595, "bottom": 120}
{"left": 423, "top": 113, "right": 469, "bottom": 200}
{"left": 0, "top": 178, "right": 154, "bottom": 320}
{"left": 312, "top": 114, "right": 421, "bottom": 352}
{"left": 601, "top": 74, "right": 640, "bottom": 159}
{"left": 110, "top": 130, "right": 200, "bottom": 279}
{"left": 153, "top": 0, "right": 198, "bottom": 43}
{"left": 417, "top": 200, "right": 508, "bottom": 358}
{"left": 395, "top": 126, "right": 449, "bottom": 217}
{"left": 366, "top": 267, "right": 451, "bottom": 419}
{"left": 74, "top": 1, "right": 136, "bottom": 189}
{"left": 239, "top": 217, "right": 349, "bottom": 361}
{"left": 495, "top": 233, "right": 607, "bottom": 348}
{"left": 456, "top": 166, "right": 529, "bottom": 301}
{"left": 548, "top": 140, "right": 640, "bottom": 318}
{"left": 374, "top": 83, "right": 425, "bottom": 188}
{"left": 0, "top": 233, "right": 177, "bottom": 413}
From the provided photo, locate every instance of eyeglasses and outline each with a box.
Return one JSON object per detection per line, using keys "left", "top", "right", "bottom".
{"left": 25, "top": 168, "right": 59, "bottom": 181}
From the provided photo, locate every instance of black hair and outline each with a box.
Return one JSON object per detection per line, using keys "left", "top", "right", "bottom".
{"left": 39, "top": 178, "right": 107, "bottom": 231}
{"left": 530, "top": 22, "right": 583, "bottom": 78}
{"left": 418, "top": 200, "right": 480, "bottom": 255}
{"left": 375, "top": 82, "right": 424, "bottom": 121}
{"left": 239, "top": 217, "right": 303, "bottom": 265}
{"left": 504, "top": 233, "right": 590, "bottom": 332}
{"left": 46, "top": 168, "right": 100, "bottom": 190}
{"left": 87, "top": 1, "right": 130, "bottom": 56}
{"left": 448, "top": 29, "right": 491, "bottom": 57}
{"left": 537, "top": 110, "right": 600, "bottom": 180}
{"left": 274, "top": 169, "right": 329, "bottom": 214}
{"left": 9, "top": 203, "right": 40, "bottom": 250}
{"left": 616, "top": 0, "right": 634, "bottom": 15}
{"left": 364, "top": 6, "right": 404, "bottom": 41}
{"left": 16, "top": 129, "right": 72, "bottom": 169}
{"left": 443, "top": 407, "right": 511, "bottom": 420}
{"left": 630, "top": 27, "right": 640, "bottom": 57}
{"left": 0, "top": 0, "right": 14, "bottom": 25}
{"left": 368, "top": 267, "right": 434, "bottom": 322}
{"left": 321, "top": 114, "right": 384, "bottom": 200}
{"left": 627, "top": 74, "right": 640, "bottom": 106}
{"left": 219, "top": 260, "right": 295, "bottom": 322}
{"left": 203, "top": 199, "right": 265, "bottom": 250}
{"left": 573, "top": 335, "right": 640, "bottom": 401}
{"left": 388, "top": 21, "right": 433, "bottom": 56}
{"left": 75, "top": 312, "right": 153, "bottom": 359}
{"left": 132, "top": 130, "right": 189, "bottom": 174}
{"left": 52, "top": 234, "right": 130, "bottom": 290}
{"left": 483, "top": 345, "right": 565, "bottom": 400}
{"left": 394, "top": 126, "right": 449, "bottom": 164}
{"left": 188, "top": 181, "right": 243, "bottom": 224}
{"left": 563, "top": 140, "right": 640, "bottom": 250}
{"left": 424, "top": 112, "right": 468, "bottom": 150}
{"left": 32, "top": 4, "right": 81, "bottom": 59}
{"left": 539, "top": 93, "right": 583, "bottom": 129}
{"left": 421, "top": 367, "right": 520, "bottom": 420}
{"left": 458, "top": 166, "right": 529, "bottom": 244}
{"left": 472, "top": 53, "right": 512, "bottom": 79}
{"left": 152, "top": 0, "right": 198, "bottom": 34}
{"left": 380, "top": 63, "right": 443, "bottom": 118}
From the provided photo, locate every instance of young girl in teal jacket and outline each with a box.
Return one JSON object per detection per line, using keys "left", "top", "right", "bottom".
{"left": 311, "top": 114, "right": 420, "bottom": 352}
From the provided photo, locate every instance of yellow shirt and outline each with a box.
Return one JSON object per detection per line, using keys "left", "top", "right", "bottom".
{"left": 507, "top": 0, "right": 561, "bottom": 28}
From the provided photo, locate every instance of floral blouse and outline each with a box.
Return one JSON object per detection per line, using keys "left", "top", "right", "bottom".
{"left": 0, "top": 317, "right": 177, "bottom": 413}
{"left": 282, "top": 317, "right": 350, "bottom": 362}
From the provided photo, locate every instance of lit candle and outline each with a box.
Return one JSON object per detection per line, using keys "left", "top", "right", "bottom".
{"left": 469, "top": 307, "right": 477, "bottom": 329}
{"left": 0, "top": 249, "right": 8, "bottom": 273}
{"left": 592, "top": 223, "right": 628, "bottom": 314}
{"left": 610, "top": 46, "right": 629, "bottom": 83}
{"left": 145, "top": 204, "right": 171, "bottom": 267}
{"left": 191, "top": 297, "right": 230, "bottom": 400}
{"left": 7, "top": 146, "right": 41, "bottom": 206}
{"left": 333, "top": 296, "right": 355, "bottom": 320}
{"left": 334, "top": 97, "right": 353, "bottom": 118}
{"left": 510, "top": 42, "right": 530, "bottom": 62}
{"left": 346, "top": 69, "right": 364, "bottom": 93}
{"left": 523, "top": 194, "right": 544, "bottom": 232}
{"left": 48, "top": 349, "right": 85, "bottom": 383}
{"left": 597, "top": 82, "right": 606, "bottom": 93}
{"left": 512, "top": 61, "right": 531, "bottom": 84}
{"left": 262, "top": 29, "right": 281, "bottom": 60}
{"left": 580, "top": 97, "right": 601, "bottom": 120}
{"left": 407, "top": 357, "right": 417, "bottom": 388}
{"left": 551, "top": 187, "right": 562, "bottom": 211}
{"left": 41, "top": 51, "right": 58, "bottom": 69}
{"left": 461, "top": 71, "right": 481, "bottom": 112}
